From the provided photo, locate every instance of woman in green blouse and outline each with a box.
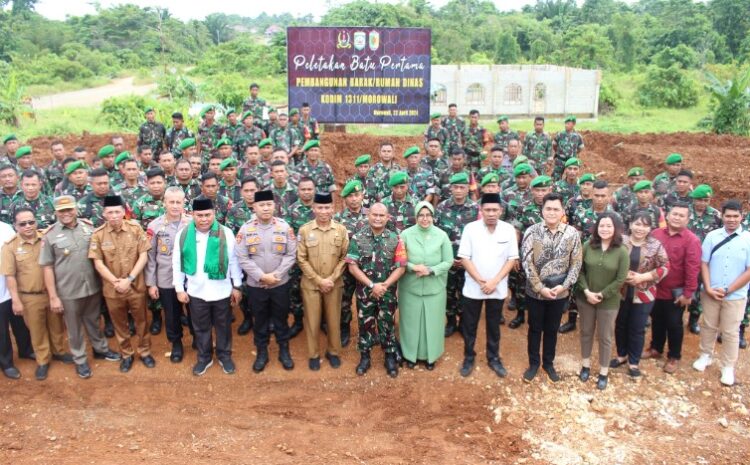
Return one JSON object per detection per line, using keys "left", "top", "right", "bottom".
{"left": 398, "top": 201, "right": 454, "bottom": 369}
{"left": 575, "top": 212, "right": 629, "bottom": 390}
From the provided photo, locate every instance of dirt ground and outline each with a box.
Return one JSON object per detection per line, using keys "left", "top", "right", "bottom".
{"left": 2, "top": 129, "right": 749, "bottom": 464}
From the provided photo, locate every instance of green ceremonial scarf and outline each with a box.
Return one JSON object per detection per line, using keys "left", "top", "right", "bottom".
{"left": 181, "top": 220, "right": 228, "bottom": 280}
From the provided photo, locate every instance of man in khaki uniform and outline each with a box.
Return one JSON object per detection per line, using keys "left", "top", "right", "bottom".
{"left": 89, "top": 195, "right": 154, "bottom": 373}
{"left": 297, "top": 192, "right": 349, "bottom": 371}
{"left": 1, "top": 207, "right": 71, "bottom": 380}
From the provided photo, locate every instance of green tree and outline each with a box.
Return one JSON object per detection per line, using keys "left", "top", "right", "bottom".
{"left": 637, "top": 65, "right": 699, "bottom": 108}
{"left": 204, "top": 13, "right": 233, "bottom": 45}
{"left": 709, "top": 0, "right": 750, "bottom": 56}
{"left": 0, "top": 71, "right": 30, "bottom": 127}
{"left": 705, "top": 67, "right": 750, "bottom": 135}
{"left": 495, "top": 31, "right": 522, "bottom": 64}
{"left": 560, "top": 24, "right": 615, "bottom": 68}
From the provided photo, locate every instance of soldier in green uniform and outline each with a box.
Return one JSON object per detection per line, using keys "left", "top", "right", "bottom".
{"left": 177, "top": 137, "right": 198, "bottom": 166}
{"left": 60, "top": 160, "right": 91, "bottom": 201}
{"left": 285, "top": 177, "right": 316, "bottom": 338}
{"left": 131, "top": 168, "right": 167, "bottom": 230}
{"left": 423, "top": 112, "right": 450, "bottom": 154}
{"left": 269, "top": 160, "right": 298, "bottom": 218}
{"left": 15, "top": 146, "right": 49, "bottom": 194}
{"left": 403, "top": 146, "right": 437, "bottom": 203}
{"left": 335, "top": 180, "right": 368, "bottom": 347}
{"left": 239, "top": 143, "right": 270, "bottom": 188}
{"left": 223, "top": 108, "right": 243, "bottom": 142}
{"left": 621, "top": 180, "right": 665, "bottom": 230}
{"left": 10, "top": 171, "right": 55, "bottom": 228}
{"left": 77, "top": 168, "right": 113, "bottom": 228}
{"left": 0, "top": 165, "right": 20, "bottom": 224}
{"left": 258, "top": 138, "right": 274, "bottom": 167}
{"left": 366, "top": 142, "right": 402, "bottom": 203}
{"left": 218, "top": 158, "right": 242, "bottom": 203}
{"left": 382, "top": 172, "right": 416, "bottom": 232}
{"left": 462, "top": 109, "right": 489, "bottom": 175}
{"left": 113, "top": 158, "right": 147, "bottom": 207}
{"left": 110, "top": 151, "right": 133, "bottom": 187}
{"left": 421, "top": 138, "right": 449, "bottom": 178}
{"left": 137, "top": 145, "right": 158, "bottom": 173}
{"left": 436, "top": 149, "right": 474, "bottom": 203}
{"left": 480, "top": 172, "right": 501, "bottom": 195}
{"left": 242, "top": 82, "right": 266, "bottom": 122}
{"left": 46, "top": 140, "right": 66, "bottom": 191}
{"left": 97, "top": 144, "right": 117, "bottom": 178}
{"left": 269, "top": 113, "right": 304, "bottom": 165}
{"left": 347, "top": 202, "right": 406, "bottom": 377}
{"left": 165, "top": 112, "right": 194, "bottom": 160}
{"left": 347, "top": 154, "right": 372, "bottom": 208}
{"left": 571, "top": 180, "right": 621, "bottom": 243}
{"left": 552, "top": 115, "right": 584, "bottom": 180}
{"left": 565, "top": 173, "right": 596, "bottom": 227}
{"left": 215, "top": 137, "right": 235, "bottom": 162}
{"left": 436, "top": 172, "right": 480, "bottom": 337}
{"left": 477, "top": 146, "right": 512, "bottom": 190}
{"left": 234, "top": 112, "right": 266, "bottom": 156}
{"left": 501, "top": 163, "right": 534, "bottom": 220}
{"left": 659, "top": 169, "right": 693, "bottom": 213}
{"left": 553, "top": 158, "right": 581, "bottom": 205}
{"left": 262, "top": 108, "right": 280, "bottom": 136}
{"left": 442, "top": 103, "right": 465, "bottom": 153}
{"left": 686, "top": 184, "right": 722, "bottom": 334}
{"left": 137, "top": 107, "right": 166, "bottom": 157}
{"left": 170, "top": 158, "right": 201, "bottom": 204}
{"left": 193, "top": 172, "right": 232, "bottom": 224}
{"left": 295, "top": 140, "right": 336, "bottom": 193}
{"left": 300, "top": 103, "right": 319, "bottom": 140}
{"left": 2, "top": 134, "right": 19, "bottom": 165}
{"left": 653, "top": 153, "right": 684, "bottom": 199}
{"left": 493, "top": 115, "right": 520, "bottom": 154}
{"left": 197, "top": 105, "right": 225, "bottom": 160}
{"left": 613, "top": 167, "right": 645, "bottom": 214}
{"left": 289, "top": 108, "right": 305, "bottom": 136}
{"left": 523, "top": 116, "right": 553, "bottom": 170}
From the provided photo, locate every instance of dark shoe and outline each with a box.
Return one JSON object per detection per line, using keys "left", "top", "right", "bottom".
{"left": 340, "top": 324, "right": 351, "bottom": 347}
{"left": 405, "top": 360, "right": 416, "bottom": 369}
{"left": 356, "top": 352, "right": 371, "bottom": 376}
{"left": 444, "top": 315, "right": 458, "bottom": 337}
{"left": 289, "top": 319, "right": 304, "bottom": 339}
{"left": 253, "top": 347, "right": 269, "bottom": 373}
{"left": 425, "top": 361, "right": 436, "bottom": 370}
{"left": 19, "top": 352, "right": 36, "bottom": 361}
{"left": 325, "top": 352, "right": 341, "bottom": 369}
{"left": 663, "top": 358, "right": 679, "bottom": 374}
{"left": 508, "top": 295, "right": 517, "bottom": 310}
{"left": 119, "top": 356, "right": 134, "bottom": 373}
{"left": 508, "top": 313, "right": 525, "bottom": 329}
{"left": 237, "top": 317, "right": 253, "bottom": 336}
{"left": 93, "top": 349, "right": 121, "bottom": 361}
{"left": 740, "top": 326, "right": 747, "bottom": 350}
{"left": 52, "top": 353, "right": 74, "bottom": 364}
{"left": 385, "top": 353, "right": 398, "bottom": 378}
{"left": 499, "top": 313, "right": 506, "bottom": 325}
{"left": 559, "top": 321, "right": 576, "bottom": 334}
{"left": 192, "top": 359, "right": 213, "bottom": 376}
{"left": 523, "top": 365, "right": 538, "bottom": 383}
{"left": 488, "top": 358, "right": 507, "bottom": 378}
{"left": 597, "top": 374, "right": 608, "bottom": 390}
{"left": 76, "top": 362, "right": 92, "bottom": 379}
{"left": 3, "top": 366, "right": 20, "bottom": 379}
{"left": 278, "top": 343, "right": 294, "bottom": 370}
{"left": 641, "top": 348, "right": 662, "bottom": 360}
{"left": 141, "top": 355, "right": 156, "bottom": 368}
{"left": 688, "top": 313, "right": 700, "bottom": 334}
{"left": 609, "top": 358, "right": 627, "bottom": 369}
{"left": 35, "top": 364, "right": 49, "bottom": 381}
{"left": 628, "top": 367, "right": 642, "bottom": 378}
{"left": 543, "top": 365, "right": 560, "bottom": 382}
{"left": 128, "top": 315, "right": 135, "bottom": 336}
{"left": 460, "top": 357, "right": 475, "bottom": 377}
{"left": 308, "top": 357, "right": 321, "bottom": 371}
{"left": 170, "top": 341, "right": 184, "bottom": 363}
{"left": 579, "top": 367, "right": 591, "bottom": 382}
{"left": 150, "top": 311, "right": 162, "bottom": 335}
{"left": 180, "top": 314, "right": 190, "bottom": 327}
{"left": 218, "top": 358, "right": 236, "bottom": 375}
{"left": 104, "top": 318, "right": 115, "bottom": 338}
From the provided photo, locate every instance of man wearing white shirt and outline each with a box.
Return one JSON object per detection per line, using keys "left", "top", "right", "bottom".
{"left": 457, "top": 193, "right": 518, "bottom": 378}
{"left": 0, "top": 220, "right": 33, "bottom": 379}
{"left": 173, "top": 198, "right": 242, "bottom": 376}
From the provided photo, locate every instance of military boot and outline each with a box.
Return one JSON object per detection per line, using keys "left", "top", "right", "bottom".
{"left": 559, "top": 312, "right": 577, "bottom": 334}
{"left": 384, "top": 353, "right": 398, "bottom": 378}
{"left": 688, "top": 313, "right": 700, "bottom": 335}
{"left": 278, "top": 342, "right": 294, "bottom": 370}
{"left": 253, "top": 346, "right": 269, "bottom": 373}
{"left": 509, "top": 310, "right": 525, "bottom": 329}
{"left": 289, "top": 316, "right": 304, "bottom": 338}
{"left": 150, "top": 309, "right": 162, "bottom": 335}
{"left": 356, "top": 351, "right": 371, "bottom": 376}
{"left": 444, "top": 314, "right": 458, "bottom": 337}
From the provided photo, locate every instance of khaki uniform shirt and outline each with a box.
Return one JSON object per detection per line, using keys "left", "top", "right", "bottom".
{"left": 39, "top": 220, "right": 101, "bottom": 300}
{"left": 236, "top": 217, "right": 297, "bottom": 288}
{"left": 144, "top": 214, "right": 192, "bottom": 289}
{"left": 296, "top": 220, "right": 349, "bottom": 290}
{"left": 88, "top": 220, "right": 151, "bottom": 299}
{"left": 1, "top": 231, "right": 45, "bottom": 294}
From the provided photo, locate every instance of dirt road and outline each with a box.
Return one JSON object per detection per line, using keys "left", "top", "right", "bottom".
{"left": 31, "top": 77, "right": 156, "bottom": 110}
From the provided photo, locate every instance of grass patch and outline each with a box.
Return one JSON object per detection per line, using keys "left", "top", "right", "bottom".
{"left": 0, "top": 107, "right": 115, "bottom": 139}
{"left": 26, "top": 76, "right": 112, "bottom": 97}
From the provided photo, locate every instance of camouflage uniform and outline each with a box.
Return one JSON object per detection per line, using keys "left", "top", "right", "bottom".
{"left": 345, "top": 227, "right": 403, "bottom": 353}
{"left": 552, "top": 131, "right": 584, "bottom": 180}
{"left": 137, "top": 121, "right": 166, "bottom": 157}
{"left": 131, "top": 194, "right": 165, "bottom": 230}
{"left": 300, "top": 117, "right": 319, "bottom": 140}
{"left": 191, "top": 194, "right": 231, "bottom": 224}
{"left": 295, "top": 159, "right": 336, "bottom": 193}
{"left": 573, "top": 206, "right": 621, "bottom": 242}
{"left": 652, "top": 172, "right": 675, "bottom": 199}
{"left": 553, "top": 179, "right": 580, "bottom": 206}
{"left": 9, "top": 194, "right": 56, "bottom": 228}
{"left": 406, "top": 166, "right": 437, "bottom": 201}
{"left": 442, "top": 116, "right": 465, "bottom": 153}
{"left": 77, "top": 192, "right": 111, "bottom": 227}
{"left": 114, "top": 181, "right": 147, "bottom": 208}
{"left": 224, "top": 122, "right": 243, "bottom": 144}
{"left": 166, "top": 126, "right": 194, "bottom": 159}
{"left": 423, "top": 125, "right": 450, "bottom": 153}
{"left": 345, "top": 174, "right": 372, "bottom": 209}
{"left": 286, "top": 200, "right": 315, "bottom": 325}
{"left": 219, "top": 180, "right": 242, "bottom": 203}
{"left": 0, "top": 189, "right": 19, "bottom": 224}
{"left": 436, "top": 197, "right": 480, "bottom": 319}
{"left": 382, "top": 194, "right": 416, "bottom": 233}
{"left": 501, "top": 185, "right": 532, "bottom": 221}
{"left": 462, "top": 124, "right": 487, "bottom": 175}
{"left": 271, "top": 183, "right": 298, "bottom": 218}
{"left": 225, "top": 201, "right": 255, "bottom": 234}
{"left": 170, "top": 179, "right": 202, "bottom": 205}
{"left": 612, "top": 185, "right": 636, "bottom": 214}
{"left": 233, "top": 125, "right": 265, "bottom": 155}
{"left": 269, "top": 126, "right": 303, "bottom": 156}
{"left": 522, "top": 131, "right": 553, "bottom": 169}
{"left": 621, "top": 203, "right": 664, "bottom": 230}
{"left": 46, "top": 159, "right": 65, "bottom": 192}
{"left": 366, "top": 162, "right": 402, "bottom": 203}
{"left": 239, "top": 162, "right": 270, "bottom": 187}
{"left": 477, "top": 165, "right": 512, "bottom": 188}
{"left": 420, "top": 156, "right": 449, "bottom": 179}
{"left": 197, "top": 121, "right": 225, "bottom": 158}
{"left": 335, "top": 207, "right": 369, "bottom": 331}
{"left": 493, "top": 130, "right": 520, "bottom": 153}
{"left": 60, "top": 184, "right": 91, "bottom": 202}
{"left": 436, "top": 168, "right": 471, "bottom": 202}
{"left": 687, "top": 205, "right": 723, "bottom": 318}
{"left": 659, "top": 191, "right": 691, "bottom": 213}
{"left": 242, "top": 96, "right": 266, "bottom": 121}
{"left": 565, "top": 195, "right": 592, "bottom": 227}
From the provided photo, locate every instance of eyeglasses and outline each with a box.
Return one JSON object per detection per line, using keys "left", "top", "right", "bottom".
{"left": 16, "top": 220, "right": 36, "bottom": 227}
{"left": 417, "top": 213, "right": 433, "bottom": 219}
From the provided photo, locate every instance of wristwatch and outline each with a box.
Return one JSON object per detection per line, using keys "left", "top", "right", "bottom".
{"left": 127, "top": 275, "right": 135, "bottom": 282}
{"left": 368, "top": 281, "right": 374, "bottom": 289}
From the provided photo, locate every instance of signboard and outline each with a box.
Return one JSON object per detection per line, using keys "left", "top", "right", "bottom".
{"left": 287, "top": 27, "right": 431, "bottom": 124}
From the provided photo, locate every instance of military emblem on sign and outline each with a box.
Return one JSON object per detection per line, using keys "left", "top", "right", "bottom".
{"left": 368, "top": 31, "right": 380, "bottom": 51}
{"left": 354, "top": 31, "right": 366, "bottom": 51}
{"left": 336, "top": 31, "right": 351, "bottom": 49}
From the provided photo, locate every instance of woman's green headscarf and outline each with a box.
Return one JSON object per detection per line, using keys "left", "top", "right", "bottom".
{"left": 415, "top": 201, "right": 435, "bottom": 231}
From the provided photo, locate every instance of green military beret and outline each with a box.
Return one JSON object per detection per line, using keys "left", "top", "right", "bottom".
{"left": 403, "top": 146, "right": 420, "bottom": 159}
{"left": 388, "top": 171, "right": 408, "bottom": 187}
{"left": 578, "top": 173, "right": 596, "bottom": 185}
{"left": 514, "top": 163, "right": 533, "bottom": 177}
{"left": 481, "top": 172, "right": 500, "bottom": 187}
{"left": 98, "top": 144, "right": 115, "bottom": 158}
{"left": 430, "top": 112, "right": 440, "bottom": 120}
{"left": 14, "top": 145, "right": 31, "bottom": 158}
{"left": 214, "top": 137, "right": 232, "bottom": 149}
{"left": 354, "top": 154, "right": 371, "bottom": 167}
{"left": 513, "top": 155, "right": 529, "bottom": 167}
{"left": 627, "top": 167, "right": 644, "bottom": 177}
{"left": 497, "top": 115, "right": 509, "bottom": 123}
{"left": 2, "top": 134, "right": 17, "bottom": 144}
{"left": 289, "top": 108, "right": 299, "bottom": 116}
{"left": 341, "top": 179, "right": 363, "bottom": 198}
{"left": 220, "top": 158, "right": 238, "bottom": 171}
{"left": 64, "top": 160, "right": 87, "bottom": 175}
{"left": 302, "top": 139, "right": 320, "bottom": 152}
{"left": 530, "top": 175, "right": 553, "bottom": 188}
{"left": 144, "top": 106, "right": 154, "bottom": 115}
{"left": 225, "top": 107, "right": 236, "bottom": 117}
{"left": 241, "top": 110, "right": 253, "bottom": 121}
{"left": 199, "top": 104, "right": 215, "bottom": 118}
{"left": 689, "top": 184, "right": 713, "bottom": 199}
{"left": 179, "top": 138, "right": 196, "bottom": 150}
{"left": 450, "top": 172, "right": 469, "bottom": 185}
{"left": 565, "top": 158, "right": 581, "bottom": 168}
{"left": 632, "top": 180, "right": 653, "bottom": 192}
{"left": 258, "top": 138, "right": 272, "bottom": 149}
{"left": 564, "top": 115, "right": 577, "bottom": 123}
{"left": 114, "top": 152, "right": 131, "bottom": 167}
{"left": 665, "top": 153, "right": 683, "bottom": 165}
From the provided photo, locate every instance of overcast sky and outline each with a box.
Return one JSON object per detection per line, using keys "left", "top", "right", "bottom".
{"left": 34, "top": 0, "right": 545, "bottom": 21}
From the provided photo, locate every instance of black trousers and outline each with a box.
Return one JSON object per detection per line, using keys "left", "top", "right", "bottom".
{"left": 0, "top": 298, "right": 33, "bottom": 369}
{"left": 527, "top": 296, "right": 567, "bottom": 368}
{"left": 189, "top": 296, "right": 232, "bottom": 364}
{"left": 649, "top": 298, "right": 685, "bottom": 360}
{"left": 461, "top": 297, "right": 503, "bottom": 361}
{"left": 248, "top": 282, "right": 291, "bottom": 348}
{"left": 159, "top": 287, "right": 192, "bottom": 343}
{"left": 615, "top": 298, "right": 654, "bottom": 366}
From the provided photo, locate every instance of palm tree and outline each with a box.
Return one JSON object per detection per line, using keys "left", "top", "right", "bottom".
{"left": 705, "top": 67, "right": 750, "bottom": 135}
{"left": 0, "top": 72, "right": 31, "bottom": 127}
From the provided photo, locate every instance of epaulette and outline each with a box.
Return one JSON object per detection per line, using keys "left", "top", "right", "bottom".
{"left": 93, "top": 224, "right": 107, "bottom": 232}
{"left": 4, "top": 233, "right": 17, "bottom": 244}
